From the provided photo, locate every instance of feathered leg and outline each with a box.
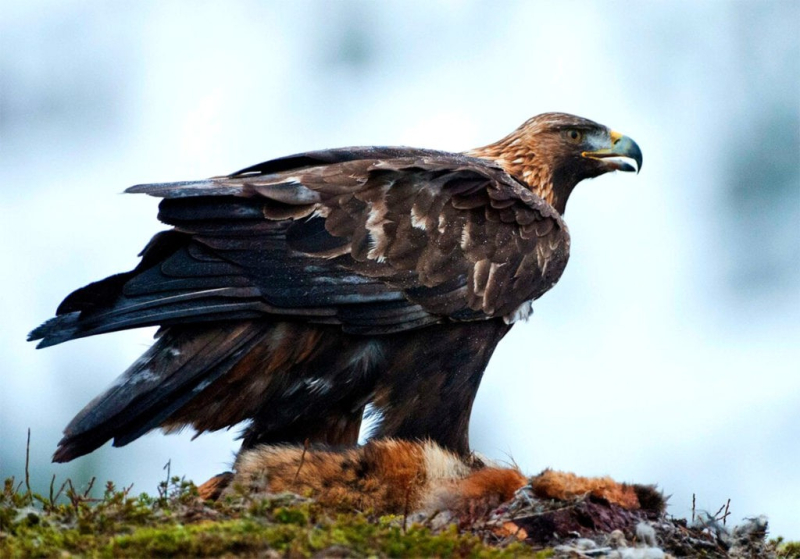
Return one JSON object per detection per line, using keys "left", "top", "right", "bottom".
{"left": 369, "top": 320, "right": 511, "bottom": 456}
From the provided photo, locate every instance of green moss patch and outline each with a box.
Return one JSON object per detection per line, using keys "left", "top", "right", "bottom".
{"left": 1, "top": 476, "right": 535, "bottom": 558}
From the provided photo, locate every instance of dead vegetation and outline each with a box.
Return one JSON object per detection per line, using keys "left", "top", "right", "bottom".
{"left": 1, "top": 433, "right": 797, "bottom": 558}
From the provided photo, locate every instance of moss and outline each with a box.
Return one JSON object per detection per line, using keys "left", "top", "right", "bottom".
{"left": 0, "top": 476, "right": 537, "bottom": 558}
{"left": 776, "top": 540, "right": 800, "bottom": 559}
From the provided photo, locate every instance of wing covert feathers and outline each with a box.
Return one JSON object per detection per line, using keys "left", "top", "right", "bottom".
{"left": 32, "top": 146, "right": 569, "bottom": 347}
{"left": 135, "top": 147, "right": 569, "bottom": 319}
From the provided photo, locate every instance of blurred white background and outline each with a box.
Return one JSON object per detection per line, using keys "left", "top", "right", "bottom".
{"left": 1, "top": 0, "right": 798, "bottom": 538}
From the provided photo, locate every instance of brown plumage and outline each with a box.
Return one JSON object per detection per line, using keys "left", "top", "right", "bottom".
{"left": 29, "top": 113, "right": 642, "bottom": 462}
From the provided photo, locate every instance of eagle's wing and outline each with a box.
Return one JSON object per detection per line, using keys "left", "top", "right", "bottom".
{"left": 30, "top": 147, "right": 569, "bottom": 348}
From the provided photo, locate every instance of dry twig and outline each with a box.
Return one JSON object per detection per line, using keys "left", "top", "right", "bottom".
{"left": 25, "top": 428, "right": 32, "bottom": 502}
{"left": 294, "top": 438, "right": 310, "bottom": 482}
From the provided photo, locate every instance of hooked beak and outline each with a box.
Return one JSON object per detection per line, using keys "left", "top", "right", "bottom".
{"left": 583, "top": 130, "right": 643, "bottom": 173}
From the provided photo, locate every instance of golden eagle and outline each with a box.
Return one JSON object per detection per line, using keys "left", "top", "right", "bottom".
{"left": 29, "top": 113, "right": 641, "bottom": 462}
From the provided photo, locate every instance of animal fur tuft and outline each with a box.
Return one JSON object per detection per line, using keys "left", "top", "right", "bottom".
{"left": 530, "top": 469, "right": 644, "bottom": 510}
{"left": 230, "top": 439, "right": 475, "bottom": 513}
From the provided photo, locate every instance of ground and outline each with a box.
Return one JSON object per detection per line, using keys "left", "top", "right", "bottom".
{"left": 2, "top": 469, "right": 798, "bottom": 558}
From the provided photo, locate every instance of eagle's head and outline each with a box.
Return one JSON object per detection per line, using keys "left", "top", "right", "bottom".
{"left": 467, "top": 112, "right": 642, "bottom": 214}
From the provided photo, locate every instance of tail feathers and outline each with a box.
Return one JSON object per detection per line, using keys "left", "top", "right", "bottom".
{"left": 52, "top": 322, "right": 269, "bottom": 462}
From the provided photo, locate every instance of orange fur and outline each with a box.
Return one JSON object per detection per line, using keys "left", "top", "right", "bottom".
{"left": 432, "top": 467, "right": 528, "bottom": 523}
{"left": 215, "top": 441, "right": 657, "bottom": 519}
{"left": 229, "top": 439, "right": 468, "bottom": 513}
{"left": 457, "top": 467, "right": 527, "bottom": 504}
{"left": 197, "top": 472, "right": 233, "bottom": 501}
{"left": 230, "top": 440, "right": 526, "bottom": 517}
{"left": 531, "top": 469, "right": 641, "bottom": 510}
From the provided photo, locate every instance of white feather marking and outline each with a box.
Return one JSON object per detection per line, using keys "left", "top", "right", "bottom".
{"left": 267, "top": 323, "right": 288, "bottom": 348}
{"left": 359, "top": 403, "right": 383, "bottom": 443}
{"left": 438, "top": 213, "right": 448, "bottom": 234}
{"left": 485, "top": 260, "right": 506, "bottom": 287}
{"left": 460, "top": 225, "right": 470, "bottom": 250}
{"left": 535, "top": 244, "right": 546, "bottom": 269}
{"left": 473, "top": 261, "right": 484, "bottom": 294}
{"left": 503, "top": 301, "right": 534, "bottom": 324}
{"left": 410, "top": 205, "right": 428, "bottom": 231}
{"left": 365, "top": 186, "right": 390, "bottom": 260}
{"left": 304, "top": 378, "right": 332, "bottom": 395}
{"left": 194, "top": 378, "right": 212, "bottom": 392}
{"left": 284, "top": 381, "right": 302, "bottom": 397}
{"left": 128, "top": 368, "right": 159, "bottom": 385}
{"left": 347, "top": 340, "right": 384, "bottom": 375}
{"left": 311, "top": 206, "right": 331, "bottom": 219}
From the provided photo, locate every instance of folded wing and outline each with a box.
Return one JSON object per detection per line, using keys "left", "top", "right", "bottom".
{"left": 31, "top": 147, "right": 569, "bottom": 349}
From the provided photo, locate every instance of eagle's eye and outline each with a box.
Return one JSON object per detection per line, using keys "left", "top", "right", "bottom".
{"left": 563, "top": 129, "right": 584, "bottom": 144}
